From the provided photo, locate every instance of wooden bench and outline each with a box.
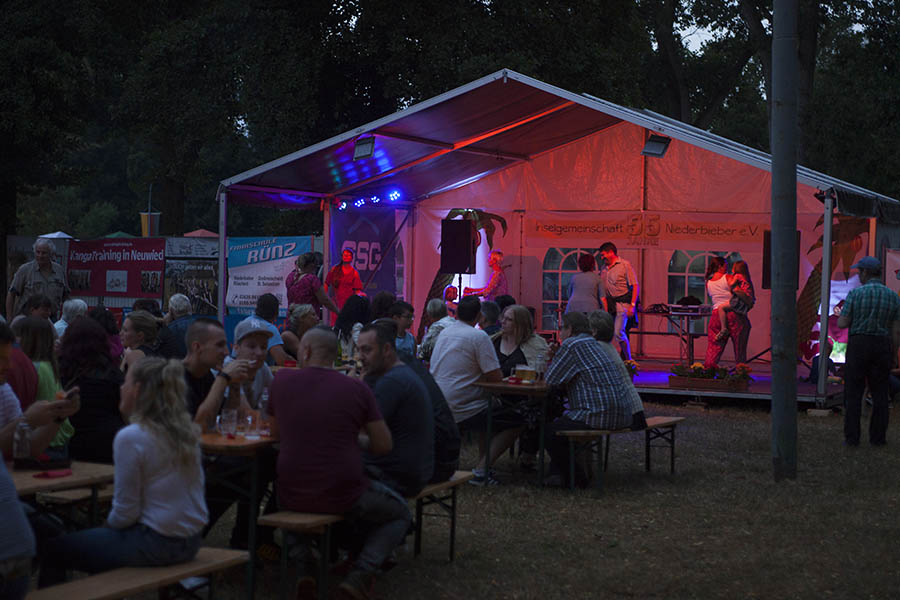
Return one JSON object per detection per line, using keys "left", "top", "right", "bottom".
{"left": 556, "top": 416, "right": 687, "bottom": 490}
{"left": 258, "top": 471, "right": 474, "bottom": 600}
{"left": 409, "top": 470, "right": 474, "bottom": 562}
{"left": 26, "top": 547, "right": 249, "bottom": 600}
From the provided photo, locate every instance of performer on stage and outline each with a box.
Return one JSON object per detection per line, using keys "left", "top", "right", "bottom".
{"left": 599, "top": 242, "right": 638, "bottom": 360}
{"left": 443, "top": 285, "right": 458, "bottom": 318}
{"left": 464, "top": 250, "right": 508, "bottom": 302}
{"left": 325, "top": 248, "right": 364, "bottom": 313}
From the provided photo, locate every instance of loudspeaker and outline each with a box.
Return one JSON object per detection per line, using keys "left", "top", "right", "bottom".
{"left": 762, "top": 229, "right": 801, "bottom": 290}
{"left": 440, "top": 219, "right": 477, "bottom": 274}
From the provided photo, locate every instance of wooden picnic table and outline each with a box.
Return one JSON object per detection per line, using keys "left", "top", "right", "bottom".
{"left": 200, "top": 433, "right": 277, "bottom": 600}
{"left": 474, "top": 380, "right": 552, "bottom": 485}
{"left": 12, "top": 460, "right": 115, "bottom": 525}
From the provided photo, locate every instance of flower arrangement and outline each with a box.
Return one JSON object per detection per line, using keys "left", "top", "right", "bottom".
{"left": 670, "top": 362, "right": 752, "bottom": 382}
{"left": 623, "top": 360, "right": 639, "bottom": 377}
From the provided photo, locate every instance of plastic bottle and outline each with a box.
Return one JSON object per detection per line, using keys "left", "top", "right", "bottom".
{"left": 13, "top": 420, "right": 31, "bottom": 460}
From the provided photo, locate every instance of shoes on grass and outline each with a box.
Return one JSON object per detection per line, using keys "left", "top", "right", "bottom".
{"left": 338, "top": 569, "right": 375, "bottom": 600}
{"left": 469, "top": 470, "right": 500, "bottom": 486}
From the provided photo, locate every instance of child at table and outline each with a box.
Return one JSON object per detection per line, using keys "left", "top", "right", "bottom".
{"left": 38, "top": 357, "right": 209, "bottom": 587}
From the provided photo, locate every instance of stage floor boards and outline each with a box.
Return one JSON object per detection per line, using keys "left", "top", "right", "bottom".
{"left": 632, "top": 360, "right": 842, "bottom": 406}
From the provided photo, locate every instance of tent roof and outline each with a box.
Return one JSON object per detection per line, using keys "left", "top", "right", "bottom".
{"left": 184, "top": 228, "right": 218, "bottom": 238}
{"left": 39, "top": 231, "right": 74, "bottom": 239}
{"left": 222, "top": 68, "right": 897, "bottom": 210}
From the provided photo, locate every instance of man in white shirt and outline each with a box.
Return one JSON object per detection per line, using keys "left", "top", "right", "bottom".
{"left": 429, "top": 296, "right": 522, "bottom": 486}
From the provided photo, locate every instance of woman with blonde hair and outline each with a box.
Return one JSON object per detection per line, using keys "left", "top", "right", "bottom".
{"left": 39, "top": 357, "right": 208, "bottom": 586}
{"left": 466, "top": 249, "right": 508, "bottom": 302}
{"left": 119, "top": 310, "right": 159, "bottom": 372}
{"left": 492, "top": 304, "right": 550, "bottom": 471}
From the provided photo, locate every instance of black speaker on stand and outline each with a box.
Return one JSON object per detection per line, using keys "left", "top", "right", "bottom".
{"left": 440, "top": 220, "right": 477, "bottom": 274}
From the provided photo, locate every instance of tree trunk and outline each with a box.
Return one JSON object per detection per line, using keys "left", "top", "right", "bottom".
{"left": 157, "top": 177, "right": 185, "bottom": 236}
{"left": 0, "top": 180, "right": 16, "bottom": 318}
{"left": 653, "top": 0, "right": 691, "bottom": 122}
{"left": 796, "top": 0, "right": 819, "bottom": 165}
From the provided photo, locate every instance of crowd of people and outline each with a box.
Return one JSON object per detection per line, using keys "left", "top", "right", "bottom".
{"left": 9, "top": 240, "right": 894, "bottom": 599}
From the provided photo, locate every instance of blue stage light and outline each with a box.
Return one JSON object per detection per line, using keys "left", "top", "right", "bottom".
{"left": 338, "top": 201, "right": 347, "bottom": 211}
{"left": 354, "top": 198, "right": 366, "bottom": 208}
{"left": 388, "top": 190, "right": 401, "bottom": 202}
{"left": 370, "top": 196, "right": 380, "bottom": 203}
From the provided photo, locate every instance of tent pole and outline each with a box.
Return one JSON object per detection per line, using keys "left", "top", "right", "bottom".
{"left": 816, "top": 192, "right": 834, "bottom": 399}
{"left": 217, "top": 190, "right": 227, "bottom": 322}
{"left": 322, "top": 200, "right": 332, "bottom": 323}
{"left": 770, "top": 0, "right": 799, "bottom": 481}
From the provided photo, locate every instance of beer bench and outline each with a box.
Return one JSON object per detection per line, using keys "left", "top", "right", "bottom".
{"left": 556, "top": 416, "right": 686, "bottom": 490}
{"left": 26, "top": 547, "right": 249, "bottom": 600}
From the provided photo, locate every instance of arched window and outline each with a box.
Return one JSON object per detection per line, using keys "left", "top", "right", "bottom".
{"left": 667, "top": 250, "right": 743, "bottom": 333}
{"left": 541, "top": 247, "right": 603, "bottom": 331}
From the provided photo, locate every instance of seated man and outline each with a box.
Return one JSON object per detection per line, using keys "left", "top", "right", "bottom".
{"left": 132, "top": 298, "right": 180, "bottom": 359}
{"left": 544, "top": 312, "right": 635, "bottom": 488}
{"left": 388, "top": 301, "right": 416, "bottom": 360}
{"left": 181, "top": 318, "right": 273, "bottom": 552}
{"left": 222, "top": 317, "right": 274, "bottom": 410}
{"left": 479, "top": 301, "right": 501, "bottom": 336}
{"left": 268, "top": 326, "right": 409, "bottom": 599}
{"left": 241, "top": 293, "right": 289, "bottom": 366}
{"left": 357, "top": 320, "right": 433, "bottom": 496}
{"left": 417, "top": 299, "right": 455, "bottom": 363}
{"left": 54, "top": 298, "right": 87, "bottom": 338}
{"left": 589, "top": 310, "right": 647, "bottom": 430}
{"left": 399, "top": 354, "right": 461, "bottom": 484}
{"left": 430, "top": 296, "right": 522, "bottom": 486}
{"left": 164, "top": 293, "right": 196, "bottom": 359}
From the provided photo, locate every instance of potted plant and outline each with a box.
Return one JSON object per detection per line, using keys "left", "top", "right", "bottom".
{"left": 668, "top": 362, "right": 752, "bottom": 391}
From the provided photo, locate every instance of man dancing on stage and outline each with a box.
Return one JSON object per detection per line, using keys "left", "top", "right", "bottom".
{"left": 599, "top": 242, "right": 639, "bottom": 360}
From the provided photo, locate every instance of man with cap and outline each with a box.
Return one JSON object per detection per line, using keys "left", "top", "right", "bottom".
{"left": 223, "top": 317, "right": 274, "bottom": 409}
{"left": 838, "top": 256, "right": 900, "bottom": 446}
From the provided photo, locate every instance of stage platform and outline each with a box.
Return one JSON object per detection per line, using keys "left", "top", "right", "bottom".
{"left": 632, "top": 360, "right": 842, "bottom": 407}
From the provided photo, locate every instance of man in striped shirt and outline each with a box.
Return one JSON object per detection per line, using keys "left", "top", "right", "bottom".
{"left": 838, "top": 256, "right": 900, "bottom": 446}
{"left": 544, "top": 312, "right": 634, "bottom": 487}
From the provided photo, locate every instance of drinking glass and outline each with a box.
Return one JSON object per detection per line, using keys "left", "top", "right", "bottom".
{"left": 220, "top": 409, "right": 238, "bottom": 436}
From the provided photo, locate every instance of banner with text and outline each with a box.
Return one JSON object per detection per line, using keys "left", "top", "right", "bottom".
{"left": 226, "top": 236, "right": 311, "bottom": 315}
{"left": 525, "top": 211, "right": 768, "bottom": 249}
{"left": 329, "top": 207, "right": 397, "bottom": 297}
{"left": 67, "top": 238, "right": 165, "bottom": 299}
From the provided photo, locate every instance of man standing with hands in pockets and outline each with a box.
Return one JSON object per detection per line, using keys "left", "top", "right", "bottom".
{"left": 599, "top": 242, "right": 639, "bottom": 360}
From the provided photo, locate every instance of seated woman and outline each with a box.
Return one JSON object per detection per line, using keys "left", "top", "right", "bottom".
{"left": 88, "top": 306, "right": 124, "bottom": 363}
{"left": 119, "top": 310, "right": 159, "bottom": 372}
{"left": 491, "top": 304, "right": 550, "bottom": 470}
{"left": 59, "top": 317, "right": 125, "bottom": 463}
{"left": 39, "top": 357, "right": 208, "bottom": 587}
{"left": 281, "top": 304, "right": 319, "bottom": 359}
{"left": 14, "top": 317, "right": 73, "bottom": 457}
{"left": 333, "top": 295, "right": 371, "bottom": 360}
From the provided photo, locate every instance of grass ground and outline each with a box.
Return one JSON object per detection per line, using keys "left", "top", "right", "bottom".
{"left": 82, "top": 399, "right": 900, "bottom": 599}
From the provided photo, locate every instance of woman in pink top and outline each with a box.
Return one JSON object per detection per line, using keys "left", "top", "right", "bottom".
{"left": 285, "top": 252, "right": 339, "bottom": 319}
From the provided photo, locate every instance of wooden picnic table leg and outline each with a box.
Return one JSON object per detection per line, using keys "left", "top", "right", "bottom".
{"left": 317, "top": 525, "right": 332, "bottom": 600}
{"left": 567, "top": 439, "right": 576, "bottom": 491}
{"left": 538, "top": 396, "right": 547, "bottom": 486}
{"left": 603, "top": 435, "right": 611, "bottom": 472}
{"left": 279, "top": 529, "right": 289, "bottom": 600}
{"left": 645, "top": 428, "right": 652, "bottom": 472}
{"left": 90, "top": 485, "right": 99, "bottom": 526}
{"left": 449, "top": 487, "right": 458, "bottom": 562}
{"left": 414, "top": 498, "right": 424, "bottom": 557}
{"left": 246, "top": 455, "right": 260, "bottom": 600}
{"left": 670, "top": 427, "right": 676, "bottom": 474}
{"left": 483, "top": 396, "right": 494, "bottom": 477}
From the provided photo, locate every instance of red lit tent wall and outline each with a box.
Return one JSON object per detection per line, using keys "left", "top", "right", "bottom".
{"left": 218, "top": 69, "right": 899, "bottom": 366}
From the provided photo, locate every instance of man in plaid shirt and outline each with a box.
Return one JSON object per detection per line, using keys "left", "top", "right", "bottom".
{"left": 838, "top": 256, "right": 900, "bottom": 446}
{"left": 543, "top": 312, "right": 634, "bottom": 487}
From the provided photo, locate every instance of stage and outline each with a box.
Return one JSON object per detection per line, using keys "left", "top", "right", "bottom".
{"left": 632, "top": 360, "right": 843, "bottom": 408}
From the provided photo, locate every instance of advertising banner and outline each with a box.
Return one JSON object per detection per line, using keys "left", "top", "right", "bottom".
{"left": 164, "top": 259, "right": 218, "bottom": 315}
{"left": 165, "top": 237, "right": 218, "bottom": 259}
{"left": 525, "top": 211, "right": 768, "bottom": 249}
{"left": 329, "top": 207, "right": 396, "bottom": 297}
{"left": 67, "top": 238, "right": 165, "bottom": 299}
{"left": 226, "top": 237, "right": 311, "bottom": 315}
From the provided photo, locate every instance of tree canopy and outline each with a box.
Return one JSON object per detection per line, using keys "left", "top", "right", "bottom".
{"left": 4, "top": 0, "right": 898, "bottom": 241}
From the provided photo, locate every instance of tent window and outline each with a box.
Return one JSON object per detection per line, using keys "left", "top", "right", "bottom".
{"left": 666, "top": 250, "right": 743, "bottom": 334}
{"left": 541, "top": 247, "right": 603, "bottom": 331}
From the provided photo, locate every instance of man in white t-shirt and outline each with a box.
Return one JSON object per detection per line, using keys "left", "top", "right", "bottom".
{"left": 429, "top": 296, "right": 522, "bottom": 486}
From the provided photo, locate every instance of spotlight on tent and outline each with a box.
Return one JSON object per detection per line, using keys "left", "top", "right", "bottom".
{"left": 388, "top": 190, "right": 401, "bottom": 202}
{"left": 354, "top": 198, "right": 366, "bottom": 208}
{"left": 338, "top": 201, "right": 348, "bottom": 211}
{"left": 353, "top": 136, "right": 376, "bottom": 161}
{"left": 641, "top": 134, "right": 671, "bottom": 158}
{"left": 370, "top": 195, "right": 380, "bottom": 203}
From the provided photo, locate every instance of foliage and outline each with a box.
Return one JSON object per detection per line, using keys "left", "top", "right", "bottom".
{"left": 671, "top": 361, "right": 752, "bottom": 381}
